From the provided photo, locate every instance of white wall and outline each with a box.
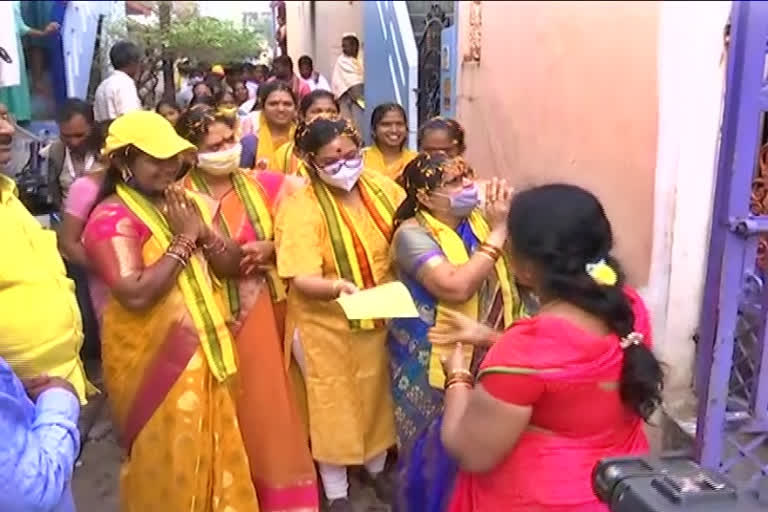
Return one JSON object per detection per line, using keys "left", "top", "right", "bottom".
{"left": 643, "top": 1, "right": 731, "bottom": 398}
{"left": 284, "top": 0, "right": 363, "bottom": 79}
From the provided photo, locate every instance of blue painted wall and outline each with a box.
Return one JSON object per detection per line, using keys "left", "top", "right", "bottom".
{"left": 362, "top": 1, "right": 418, "bottom": 148}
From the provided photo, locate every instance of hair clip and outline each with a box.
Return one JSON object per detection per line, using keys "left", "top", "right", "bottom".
{"left": 585, "top": 258, "right": 618, "bottom": 286}
{"left": 620, "top": 332, "right": 644, "bottom": 349}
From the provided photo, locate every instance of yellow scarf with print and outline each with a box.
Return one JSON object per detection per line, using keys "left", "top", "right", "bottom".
{"left": 362, "top": 145, "right": 418, "bottom": 180}
{"left": 186, "top": 169, "right": 287, "bottom": 319}
{"left": 256, "top": 114, "right": 296, "bottom": 171}
{"left": 418, "top": 209, "right": 520, "bottom": 388}
{"left": 270, "top": 141, "right": 309, "bottom": 177}
{"left": 311, "top": 173, "right": 397, "bottom": 330}
{"left": 116, "top": 183, "right": 238, "bottom": 382}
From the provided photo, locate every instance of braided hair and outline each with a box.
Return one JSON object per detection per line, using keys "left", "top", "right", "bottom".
{"left": 506, "top": 184, "right": 663, "bottom": 421}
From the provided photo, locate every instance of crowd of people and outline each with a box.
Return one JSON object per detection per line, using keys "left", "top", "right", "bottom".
{"left": 0, "top": 35, "right": 663, "bottom": 512}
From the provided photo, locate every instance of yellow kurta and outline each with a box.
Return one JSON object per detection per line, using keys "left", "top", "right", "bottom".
{"left": 0, "top": 175, "right": 92, "bottom": 403}
{"left": 362, "top": 145, "right": 418, "bottom": 180}
{"left": 275, "top": 171, "right": 405, "bottom": 465}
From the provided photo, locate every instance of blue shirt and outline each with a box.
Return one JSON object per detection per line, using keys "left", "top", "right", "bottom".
{"left": 0, "top": 357, "right": 79, "bottom": 512}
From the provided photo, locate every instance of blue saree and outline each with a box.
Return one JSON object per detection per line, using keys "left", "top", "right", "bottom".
{"left": 388, "top": 219, "right": 495, "bottom": 512}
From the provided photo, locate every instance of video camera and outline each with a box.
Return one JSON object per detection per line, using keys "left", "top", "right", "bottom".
{"left": 593, "top": 455, "right": 768, "bottom": 511}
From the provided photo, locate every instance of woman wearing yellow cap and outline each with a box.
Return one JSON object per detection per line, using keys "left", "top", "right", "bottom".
{"left": 176, "top": 105, "right": 319, "bottom": 512}
{"left": 81, "top": 110, "right": 260, "bottom": 512}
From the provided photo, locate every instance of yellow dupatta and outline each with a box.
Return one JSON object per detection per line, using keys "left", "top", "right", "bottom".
{"left": 311, "top": 174, "right": 397, "bottom": 330}
{"left": 186, "top": 169, "right": 287, "bottom": 319}
{"left": 362, "top": 145, "right": 418, "bottom": 180}
{"left": 270, "top": 142, "right": 309, "bottom": 177}
{"left": 256, "top": 114, "right": 296, "bottom": 170}
{"left": 116, "top": 183, "right": 238, "bottom": 382}
{"left": 418, "top": 209, "right": 520, "bottom": 388}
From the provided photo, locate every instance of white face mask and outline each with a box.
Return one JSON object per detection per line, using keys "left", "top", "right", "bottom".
{"left": 315, "top": 157, "right": 364, "bottom": 192}
{"left": 197, "top": 143, "right": 241, "bottom": 176}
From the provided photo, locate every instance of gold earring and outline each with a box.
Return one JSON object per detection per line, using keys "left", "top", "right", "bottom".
{"left": 121, "top": 165, "right": 133, "bottom": 182}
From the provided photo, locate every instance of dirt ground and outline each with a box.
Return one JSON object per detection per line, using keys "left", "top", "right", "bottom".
{"left": 71, "top": 397, "right": 387, "bottom": 512}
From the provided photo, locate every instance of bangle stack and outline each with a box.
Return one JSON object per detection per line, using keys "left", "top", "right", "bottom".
{"left": 202, "top": 234, "right": 227, "bottom": 256}
{"left": 445, "top": 369, "right": 474, "bottom": 391}
{"left": 477, "top": 242, "right": 502, "bottom": 262}
{"left": 166, "top": 234, "right": 196, "bottom": 267}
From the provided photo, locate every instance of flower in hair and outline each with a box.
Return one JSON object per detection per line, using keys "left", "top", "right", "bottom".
{"left": 585, "top": 258, "right": 618, "bottom": 286}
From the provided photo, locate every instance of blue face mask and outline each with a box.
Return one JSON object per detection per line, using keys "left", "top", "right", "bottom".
{"left": 434, "top": 184, "right": 480, "bottom": 218}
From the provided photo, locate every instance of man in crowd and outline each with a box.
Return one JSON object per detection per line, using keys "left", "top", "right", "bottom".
{"left": 270, "top": 55, "right": 311, "bottom": 102}
{"left": 298, "top": 55, "right": 331, "bottom": 92}
{"left": 332, "top": 33, "right": 365, "bottom": 131}
{"left": 0, "top": 102, "right": 82, "bottom": 512}
{"left": 93, "top": 40, "right": 142, "bottom": 130}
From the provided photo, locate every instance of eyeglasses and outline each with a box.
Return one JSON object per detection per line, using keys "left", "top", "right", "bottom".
{"left": 319, "top": 155, "right": 362, "bottom": 175}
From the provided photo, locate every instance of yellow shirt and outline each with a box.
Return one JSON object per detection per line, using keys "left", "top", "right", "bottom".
{"left": 0, "top": 174, "right": 90, "bottom": 402}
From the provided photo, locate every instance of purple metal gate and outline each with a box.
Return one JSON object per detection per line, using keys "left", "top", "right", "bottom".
{"left": 695, "top": 1, "right": 768, "bottom": 489}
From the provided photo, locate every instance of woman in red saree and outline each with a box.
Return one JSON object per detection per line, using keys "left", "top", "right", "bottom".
{"left": 432, "top": 184, "right": 664, "bottom": 512}
{"left": 176, "top": 105, "right": 319, "bottom": 512}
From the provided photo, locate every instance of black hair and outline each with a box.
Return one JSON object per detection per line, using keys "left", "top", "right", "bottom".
{"left": 155, "top": 99, "right": 179, "bottom": 114}
{"left": 295, "top": 115, "right": 361, "bottom": 157}
{"left": 56, "top": 98, "right": 103, "bottom": 153}
{"left": 273, "top": 55, "right": 294, "bottom": 70}
{"left": 393, "top": 151, "right": 451, "bottom": 226}
{"left": 190, "top": 94, "right": 215, "bottom": 108}
{"left": 56, "top": 98, "right": 95, "bottom": 125}
{"left": 243, "top": 62, "right": 255, "bottom": 72}
{"left": 298, "top": 55, "right": 313, "bottom": 68}
{"left": 418, "top": 117, "right": 466, "bottom": 155}
{"left": 253, "top": 80, "right": 297, "bottom": 112}
{"left": 175, "top": 104, "right": 234, "bottom": 147}
{"left": 109, "top": 41, "right": 141, "bottom": 70}
{"left": 371, "top": 102, "right": 408, "bottom": 149}
{"left": 506, "top": 184, "right": 663, "bottom": 421}
{"left": 342, "top": 35, "right": 360, "bottom": 47}
{"left": 214, "top": 88, "right": 236, "bottom": 107}
{"left": 299, "top": 89, "right": 339, "bottom": 118}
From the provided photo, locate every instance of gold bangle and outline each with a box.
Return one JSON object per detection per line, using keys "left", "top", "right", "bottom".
{"left": 476, "top": 250, "right": 496, "bottom": 262}
{"left": 448, "top": 369, "right": 473, "bottom": 380}
{"left": 446, "top": 381, "right": 473, "bottom": 391}
{"left": 445, "top": 375, "right": 474, "bottom": 390}
{"left": 165, "top": 251, "right": 187, "bottom": 266}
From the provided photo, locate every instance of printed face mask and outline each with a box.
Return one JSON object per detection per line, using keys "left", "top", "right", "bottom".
{"left": 197, "top": 143, "right": 241, "bottom": 176}
{"left": 315, "top": 157, "right": 364, "bottom": 192}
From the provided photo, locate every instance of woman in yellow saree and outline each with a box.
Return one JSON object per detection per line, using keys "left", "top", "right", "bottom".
{"left": 82, "top": 111, "right": 259, "bottom": 512}
{"left": 362, "top": 103, "right": 417, "bottom": 181}
{"left": 275, "top": 115, "right": 404, "bottom": 512}
{"left": 240, "top": 81, "right": 297, "bottom": 171}
{"left": 177, "top": 105, "right": 319, "bottom": 512}
{"left": 270, "top": 89, "right": 339, "bottom": 177}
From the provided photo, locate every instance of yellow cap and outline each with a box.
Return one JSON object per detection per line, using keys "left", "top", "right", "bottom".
{"left": 211, "top": 64, "right": 225, "bottom": 76}
{"left": 103, "top": 111, "right": 195, "bottom": 159}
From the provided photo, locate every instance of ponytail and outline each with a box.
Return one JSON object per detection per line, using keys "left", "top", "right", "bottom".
{"left": 507, "top": 184, "right": 663, "bottom": 422}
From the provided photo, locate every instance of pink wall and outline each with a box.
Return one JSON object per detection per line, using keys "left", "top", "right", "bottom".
{"left": 457, "top": 1, "right": 659, "bottom": 285}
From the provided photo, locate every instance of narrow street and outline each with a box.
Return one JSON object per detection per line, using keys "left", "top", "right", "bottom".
{"left": 71, "top": 396, "right": 388, "bottom": 511}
